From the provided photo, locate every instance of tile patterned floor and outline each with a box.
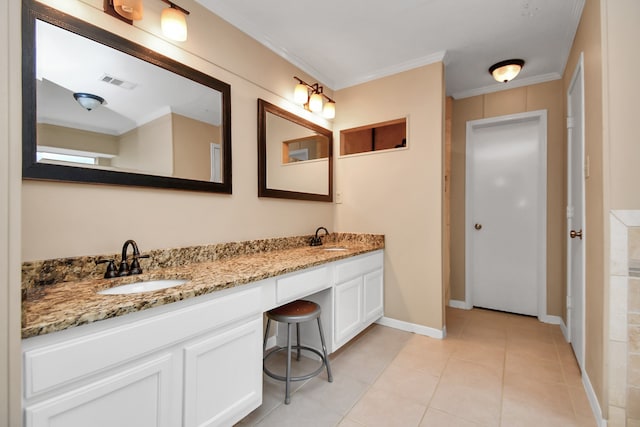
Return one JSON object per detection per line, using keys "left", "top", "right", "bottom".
{"left": 237, "top": 308, "right": 598, "bottom": 427}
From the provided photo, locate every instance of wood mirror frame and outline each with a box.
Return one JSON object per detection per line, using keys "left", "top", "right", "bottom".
{"left": 258, "top": 99, "right": 333, "bottom": 202}
{"left": 22, "top": 0, "right": 232, "bottom": 193}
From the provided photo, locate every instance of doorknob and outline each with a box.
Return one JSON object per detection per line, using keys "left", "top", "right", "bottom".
{"left": 474, "top": 223, "right": 482, "bottom": 230}
{"left": 570, "top": 229, "right": 583, "bottom": 240}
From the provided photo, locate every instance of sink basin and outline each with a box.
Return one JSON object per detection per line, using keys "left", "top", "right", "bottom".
{"left": 322, "top": 247, "right": 348, "bottom": 252}
{"left": 98, "top": 279, "right": 189, "bottom": 295}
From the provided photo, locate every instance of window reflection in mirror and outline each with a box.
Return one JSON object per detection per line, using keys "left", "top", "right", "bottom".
{"left": 340, "top": 118, "right": 407, "bottom": 156}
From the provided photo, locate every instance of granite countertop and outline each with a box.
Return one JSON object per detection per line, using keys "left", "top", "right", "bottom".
{"left": 22, "top": 237, "right": 383, "bottom": 339}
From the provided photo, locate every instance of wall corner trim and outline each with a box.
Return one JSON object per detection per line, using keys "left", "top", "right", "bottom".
{"left": 376, "top": 317, "right": 444, "bottom": 339}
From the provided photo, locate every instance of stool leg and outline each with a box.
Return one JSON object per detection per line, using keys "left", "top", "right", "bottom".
{"left": 285, "top": 322, "right": 292, "bottom": 404}
{"left": 296, "top": 323, "right": 301, "bottom": 361}
{"left": 262, "top": 318, "right": 271, "bottom": 355}
{"left": 317, "top": 317, "right": 333, "bottom": 382}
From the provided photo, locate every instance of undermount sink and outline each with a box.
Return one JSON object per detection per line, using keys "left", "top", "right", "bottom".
{"left": 322, "top": 247, "right": 348, "bottom": 252}
{"left": 98, "top": 279, "right": 189, "bottom": 295}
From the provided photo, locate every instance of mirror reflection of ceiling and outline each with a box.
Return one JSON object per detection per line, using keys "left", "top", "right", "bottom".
{"left": 36, "top": 20, "right": 223, "bottom": 136}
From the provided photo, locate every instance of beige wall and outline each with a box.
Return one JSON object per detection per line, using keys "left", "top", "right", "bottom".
{"left": 22, "top": 0, "right": 335, "bottom": 261}
{"left": 563, "top": 0, "right": 606, "bottom": 411}
{"left": 334, "top": 63, "right": 445, "bottom": 331}
{"left": 604, "top": 0, "right": 640, "bottom": 210}
{"left": 113, "top": 114, "right": 173, "bottom": 175}
{"left": 37, "top": 123, "right": 119, "bottom": 156}
{"left": 172, "top": 113, "right": 221, "bottom": 181}
{"left": 449, "top": 80, "right": 566, "bottom": 318}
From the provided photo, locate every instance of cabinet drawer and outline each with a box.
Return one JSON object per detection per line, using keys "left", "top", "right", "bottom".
{"left": 24, "top": 287, "right": 261, "bottom": 399}
{"left": 335, "top": 251, "right": 383, "bottom": 284}
{"left": 276, "top": 266, "right": 330, "bottom": 304}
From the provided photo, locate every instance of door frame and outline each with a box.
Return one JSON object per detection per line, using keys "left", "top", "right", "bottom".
{"left": 566, "top": 53, "right": 586, "bottom": 369}
{"left": 464, "top": 110, "right": 548, "bottom": 319}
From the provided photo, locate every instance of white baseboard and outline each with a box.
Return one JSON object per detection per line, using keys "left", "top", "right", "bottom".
{"left": 582, "top": 370, "right": 607, "bottom": 427}
{"left": 448, "top": 299, "right": 472, "bottom": 310}
{"left": 376, "top": 316, "right": 444, "bottom": 339}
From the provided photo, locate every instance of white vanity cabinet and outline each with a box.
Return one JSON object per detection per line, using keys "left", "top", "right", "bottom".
{"left": 22, "top": 286, "right": 264, "bottom": 427}
{"left": 334, "top": 250, "right": 384, "bottom": 349}
{"left": 22, "top": 249, "right": 385, "bottom": 426}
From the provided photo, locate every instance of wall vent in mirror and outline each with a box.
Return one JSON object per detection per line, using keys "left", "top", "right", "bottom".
{"left": 258, "top": 99, "right": 333, "bottom": 202}
{"left": 340, "top": 118, "right": 407, "bottom": 156}
{"left": 22, "top": 0, "right": 232, "bottom": 193}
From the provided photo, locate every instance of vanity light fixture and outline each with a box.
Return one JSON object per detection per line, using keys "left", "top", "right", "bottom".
{"left": 293, "top": 77, "right": 336, "bottom": 119}
{"left": 73, "top": 93, "right": 105, "bottom": 111}
{"left": 104, "top": 0, "right": 190, "bottom": 42}
{"left": 112, "top": 0, "right": 144, "bottom": 21}
{"left": 160, "top": 0, "right": 190, "bottom": 42}
{"left": 489, "top": 59, "right": 525, "bottom": 83}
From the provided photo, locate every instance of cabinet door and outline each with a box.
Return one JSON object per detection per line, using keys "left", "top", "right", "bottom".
{"left": 363, "top": 269, "right": 384, "bottom": 323}
{"left": 334, "top": 277, "right": 363, "bottom": 345}
{"left": 183, "top": 317, "right": 262, "bottom": 427}
{"left": 25, "top": 355, "right": 173, "bottom": 427}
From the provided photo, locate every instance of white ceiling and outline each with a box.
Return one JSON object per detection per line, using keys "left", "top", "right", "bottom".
{"left": 196, "top": 0, "right": 584, "bottom": 99}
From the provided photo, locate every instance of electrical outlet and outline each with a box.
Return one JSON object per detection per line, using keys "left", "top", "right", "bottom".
{"left": 335, "top": 191, "right": 343, "bottom": 204}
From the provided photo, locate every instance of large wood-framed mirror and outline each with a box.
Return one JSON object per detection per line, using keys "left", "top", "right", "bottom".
{"left": 22, "top": 0, "right": 232, "bottom": 193}
{"left": 258, "top": 99, "right": 333, "bottom": 202}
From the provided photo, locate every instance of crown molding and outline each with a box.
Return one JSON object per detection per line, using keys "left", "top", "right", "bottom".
{"left": 451, "top": 72, "right": 562, "bottom": 100}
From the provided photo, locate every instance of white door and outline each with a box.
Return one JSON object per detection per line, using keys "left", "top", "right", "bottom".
{"left": 210, "top": 143, "right": 222, "bottom": 183}
{"left": 567, "top": 53, "right": 586, "bottom": 370}
{"left": 466, "top": 111, "right": 547, "bottom": 317}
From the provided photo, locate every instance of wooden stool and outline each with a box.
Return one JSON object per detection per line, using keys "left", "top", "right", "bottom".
{"left": 262, "top": 300, "right": 333, "bottom": 404}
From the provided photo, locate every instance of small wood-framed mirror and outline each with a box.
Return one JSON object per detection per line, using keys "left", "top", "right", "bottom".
{"left": 258, "top": 99, "right": 333, "bottom": 202}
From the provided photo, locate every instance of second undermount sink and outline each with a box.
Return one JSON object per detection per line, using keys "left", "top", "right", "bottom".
{"left": 322, "top": 246, "right": 348, "bottom": 252}
{"left": 98, "top": 279, "right": 189, "bottom": 295}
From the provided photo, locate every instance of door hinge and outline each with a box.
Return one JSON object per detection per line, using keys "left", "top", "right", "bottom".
{"left": 567, "top": 117, "right": 574, "bottom": 129}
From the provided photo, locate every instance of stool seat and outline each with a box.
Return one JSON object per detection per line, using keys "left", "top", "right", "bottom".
{"left": 267, "top": 300, "right": 320, "bottom": 323}
{"left": 263, "top": 299, "right": 333, "bottom": 404}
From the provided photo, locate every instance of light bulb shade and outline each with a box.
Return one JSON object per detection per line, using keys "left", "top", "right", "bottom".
{"left": 73, "top": 93, "right": 105, "bottom": 111}
{"left": 322, "top": 101, "right": 336, "bottom": 119}
{"left": 308, "top": 93, "right": 323, "bottom": 113}
{"left": 294, "top": 83, "right": 309, "bottom": 104}
{"left": 113, "top": 0, "right": 143, "bottom": 20}
{"left": 489, "top": 59, "right": 525, "bottom": 83}
{"left": 162, "top": 7, "right": 188, "bottom": 42}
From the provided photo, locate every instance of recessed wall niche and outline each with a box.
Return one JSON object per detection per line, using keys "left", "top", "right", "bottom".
{"left": 340, "top": 118, "right": 407, "bottom": 156}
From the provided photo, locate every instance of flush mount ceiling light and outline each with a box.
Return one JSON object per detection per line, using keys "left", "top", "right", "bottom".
{"left": 293, "top": 77, "right": 336, "bottom": 119}
{"left": 73, "top": 93, "right": 106, "bottom": 111}
{"left": 489, "top": 59, "right": 525, "bottom": 83}
{"left": 103, "top": 0, "right": 190, "bottom": 42}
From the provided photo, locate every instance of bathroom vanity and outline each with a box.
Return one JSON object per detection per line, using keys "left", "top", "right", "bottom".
{"left": 21, "top": 238, "right": 383, "bottom": 427}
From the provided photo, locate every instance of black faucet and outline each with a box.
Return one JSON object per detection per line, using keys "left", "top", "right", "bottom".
{"left": 310, "top": 227, "right": 329, "bottom": 246}
{"left": 117, "top": 239, "right": 149, "bottom": 276}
